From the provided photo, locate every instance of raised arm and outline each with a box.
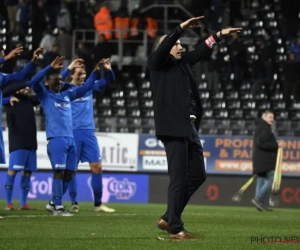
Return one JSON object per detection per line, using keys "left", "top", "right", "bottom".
{"left": 26, "top": 63, "right": 53, "bottom": 88}
{"left": 61, "top": 58, "right": 84, "bottom": 81}
{"left": 68, "top": 59, "right": 103, "bottom": 100}
{"left": 147, "top": 17, "right": 204, "bottom": 70}
{"left": 93, "top": 70, "right": 115, "bottom": 91}
{"left": 32, "top": 56, "right": 65, "bottom": 94}
{"left": 2, "top": 47, "right": 44, "bottom": 86}
{"left": 0, "top": 47, "right": 23, "bottom": 65}
{"left": 61, "top": 68, "right": 70, "bottom": 81}
{"left": 182, "top": 28, "right": 242, "bottom": 66}
{"left": 2, "top": 81, "right": 27, "bottom": 97}
{"left": 93, "top": 59, "right": 115, "bottom": 91}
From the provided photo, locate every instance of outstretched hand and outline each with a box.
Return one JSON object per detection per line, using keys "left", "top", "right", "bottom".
{"left": 101, "top": 58, "right": 111, "bottom": 71}
{"left": 68, "top": 58, "right": 84, "bottom": 70}
{"left": 10, "top": 97, "right": 19, "bottom": 106}
{"left": 4, "top": 47, "right": 23, "bottom": 61}
{"left": 31, "top": 47, "right": 44, "bottom": 62}
{"left": 94, "top": 59, "right": 106, "bottom": 72}
{"left": 217, "top": 28, "right": 243, "bottom": 37}
{"left": 180, "top": 16, "right": 204, "bottom": 29}
{"left": 50, "top": 56, "right": 65, "bottom": 69}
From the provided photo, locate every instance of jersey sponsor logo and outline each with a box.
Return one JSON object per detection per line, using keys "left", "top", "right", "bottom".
{"left": 13, "top": 165, "right": 24, "bottom": 169}
{"left": 74, "top": 96, "right": 90, "bottom": 102}
{"left": 54, "top": 164, "right": 66, "bottom": 168}
{"left": 54, "top": 102, "right": 71, "bottom": 108}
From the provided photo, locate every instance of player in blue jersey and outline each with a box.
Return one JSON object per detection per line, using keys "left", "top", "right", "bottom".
{"left": 60, "top": 59, "right": 116, "bottom": 212}
{"left": 32, "top": 56, "right": 104, "bottom": 216}
{"left": 0, "top": 46, "right": 38, "bottom": 165}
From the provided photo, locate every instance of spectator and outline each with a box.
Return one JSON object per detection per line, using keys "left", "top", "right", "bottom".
{"left": 291, "top": 37, "right": 300, "bottom": 62}
{"left": 42, "top": 44, "right": 60, "bottom": 68}
{"left": 40, "top": 29, "right": 56, "bottom": 53}
{"left": 77, "top": 42, "right": 93, "bottom": 75}
{"left": 93, "top": 37, "right": 111, "bottom": 77}
{"left": 16, "top": 0, "right": 29, "bottom": 37}
{"left": 228, "top": 32, "right": 247, "bottom": 90}
{"left": 94, "top": 4, "right": 113, "bottom": 41}
{"left": 6, "top": 0, "right": 19, "bottom": 33}
{"left": 283, "top": 52, "right": 300, "bottom": 106}
{"left": 114, "top": 0, "right": 130, "bottom": 40}
{"left": 207, "top": 46, "right": 223, "bottom": 93}
{"left": 56, "top": 3, "right": 72, "bottom": 33}
{"left": 251, "top": 49, "right": 272, "bottom": 99}
{"left": 44, "top": 0, "right": 61, "bottom": 29}
{"left": 31, "top": 0, "right": 50, "bottom": 49}
{"left": 93, "top": 36, "right": 111, "bottom": 63}
{"left": 260, "top": 29, "right": 276, "bottom": 88}
{"left": 56, "top": 27, "right": 72, "bottom": 69}
{"left": 251, "top": 110, "right": 283, "bottom": 211}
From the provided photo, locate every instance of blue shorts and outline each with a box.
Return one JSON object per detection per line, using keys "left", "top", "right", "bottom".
{"left": 47, "top": 137, "right": 77, "bottom": 171}
{"left": 73, "top": 129, "right": 101, "bottom": 163}
{"left": 8, "top": 149, "right": 37, "bottom": 172}
{"left": 0, "top": 131, "right": 6, "bottom": 164}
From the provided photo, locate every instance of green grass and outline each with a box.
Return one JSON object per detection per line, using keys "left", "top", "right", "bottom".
{"left": 0, "top": 200, "right": 299, "bottom": 250}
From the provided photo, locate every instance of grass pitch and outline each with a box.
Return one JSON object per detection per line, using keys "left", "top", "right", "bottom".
{"left": 0, "top": 200, "right": 299, "bottom": 250}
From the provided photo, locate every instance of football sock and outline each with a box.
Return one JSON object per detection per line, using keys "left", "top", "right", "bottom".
{"left": 68, "top": 174, "right": 77, "bottom": 203}
{"left": 91, "top": 173, "right": 103, "bottom": 207}
{"left": 52, "top": 179, "right": 63, "bottom": 208}
{"left": 5, "top": 174, "right": 15, "bottom": 205}
{"left": 20, "top": 175, "right": 31, "bottom": 206}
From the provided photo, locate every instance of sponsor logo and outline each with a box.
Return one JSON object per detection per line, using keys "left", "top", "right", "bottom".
{"left": 281, "top": 187, "right": 300, "bottom": 203}
{"left": 140, "top": 137, "right": 208, "bottom": 171}
{"left": 74, "top": 96, "right": 90, "bottom": 102}
{"left": 145, "top": 138, "right": 164, "bottom": 148}
{"left": 215, "top": 160, "right": 252, "bottom": 172}
{"left": 54, "top": 102, "right": 71, "bottom": 108}
{"left": 28, "top": 176, "right": 52, "bottom": 199}
{"left": 142, "top": 156, "right": 167, "bottom": 170}
{"left": 55, "top": 164, "right": 66, "bottom": 169}
{"left": 13, "top": 165, "right": 24, "bottom": 169}
{"left": 143, "top": 138, "right": 206, "bottom": 148}
{"left": 87, "top": 177, "right": 137, "bottom": 202}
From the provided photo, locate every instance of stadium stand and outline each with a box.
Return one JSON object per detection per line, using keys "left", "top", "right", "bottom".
{"left": 0, "top": 0, "right": 300, "bottom": 137}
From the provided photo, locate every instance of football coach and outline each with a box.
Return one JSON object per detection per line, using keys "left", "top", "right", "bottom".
{"left": 147, "top": 16, "right": 242, "bottom": 240}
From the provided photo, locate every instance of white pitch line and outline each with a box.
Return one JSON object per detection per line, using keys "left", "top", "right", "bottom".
{"left": 1, "top": 213, "right": 222, "bottom": 218}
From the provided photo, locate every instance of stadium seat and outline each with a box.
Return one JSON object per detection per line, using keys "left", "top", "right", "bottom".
{"left": 215, "top": 119, "right": 230, "bottom": 129}
{"left": 228, "top": 110, "right": 243, "bottom": 119}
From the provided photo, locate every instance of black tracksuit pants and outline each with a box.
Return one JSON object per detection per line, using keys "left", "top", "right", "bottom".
{"left": 160, "top": 122, "right": 206, "bottom": 234}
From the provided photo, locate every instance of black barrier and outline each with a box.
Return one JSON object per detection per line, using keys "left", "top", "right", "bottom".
{"left": 149, "top": 174, "right": 300, "bottom": 208}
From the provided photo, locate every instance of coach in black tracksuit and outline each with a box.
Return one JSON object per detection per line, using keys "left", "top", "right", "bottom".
{"left": 147, "top": 17, "right": 242, "bottom": 240}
